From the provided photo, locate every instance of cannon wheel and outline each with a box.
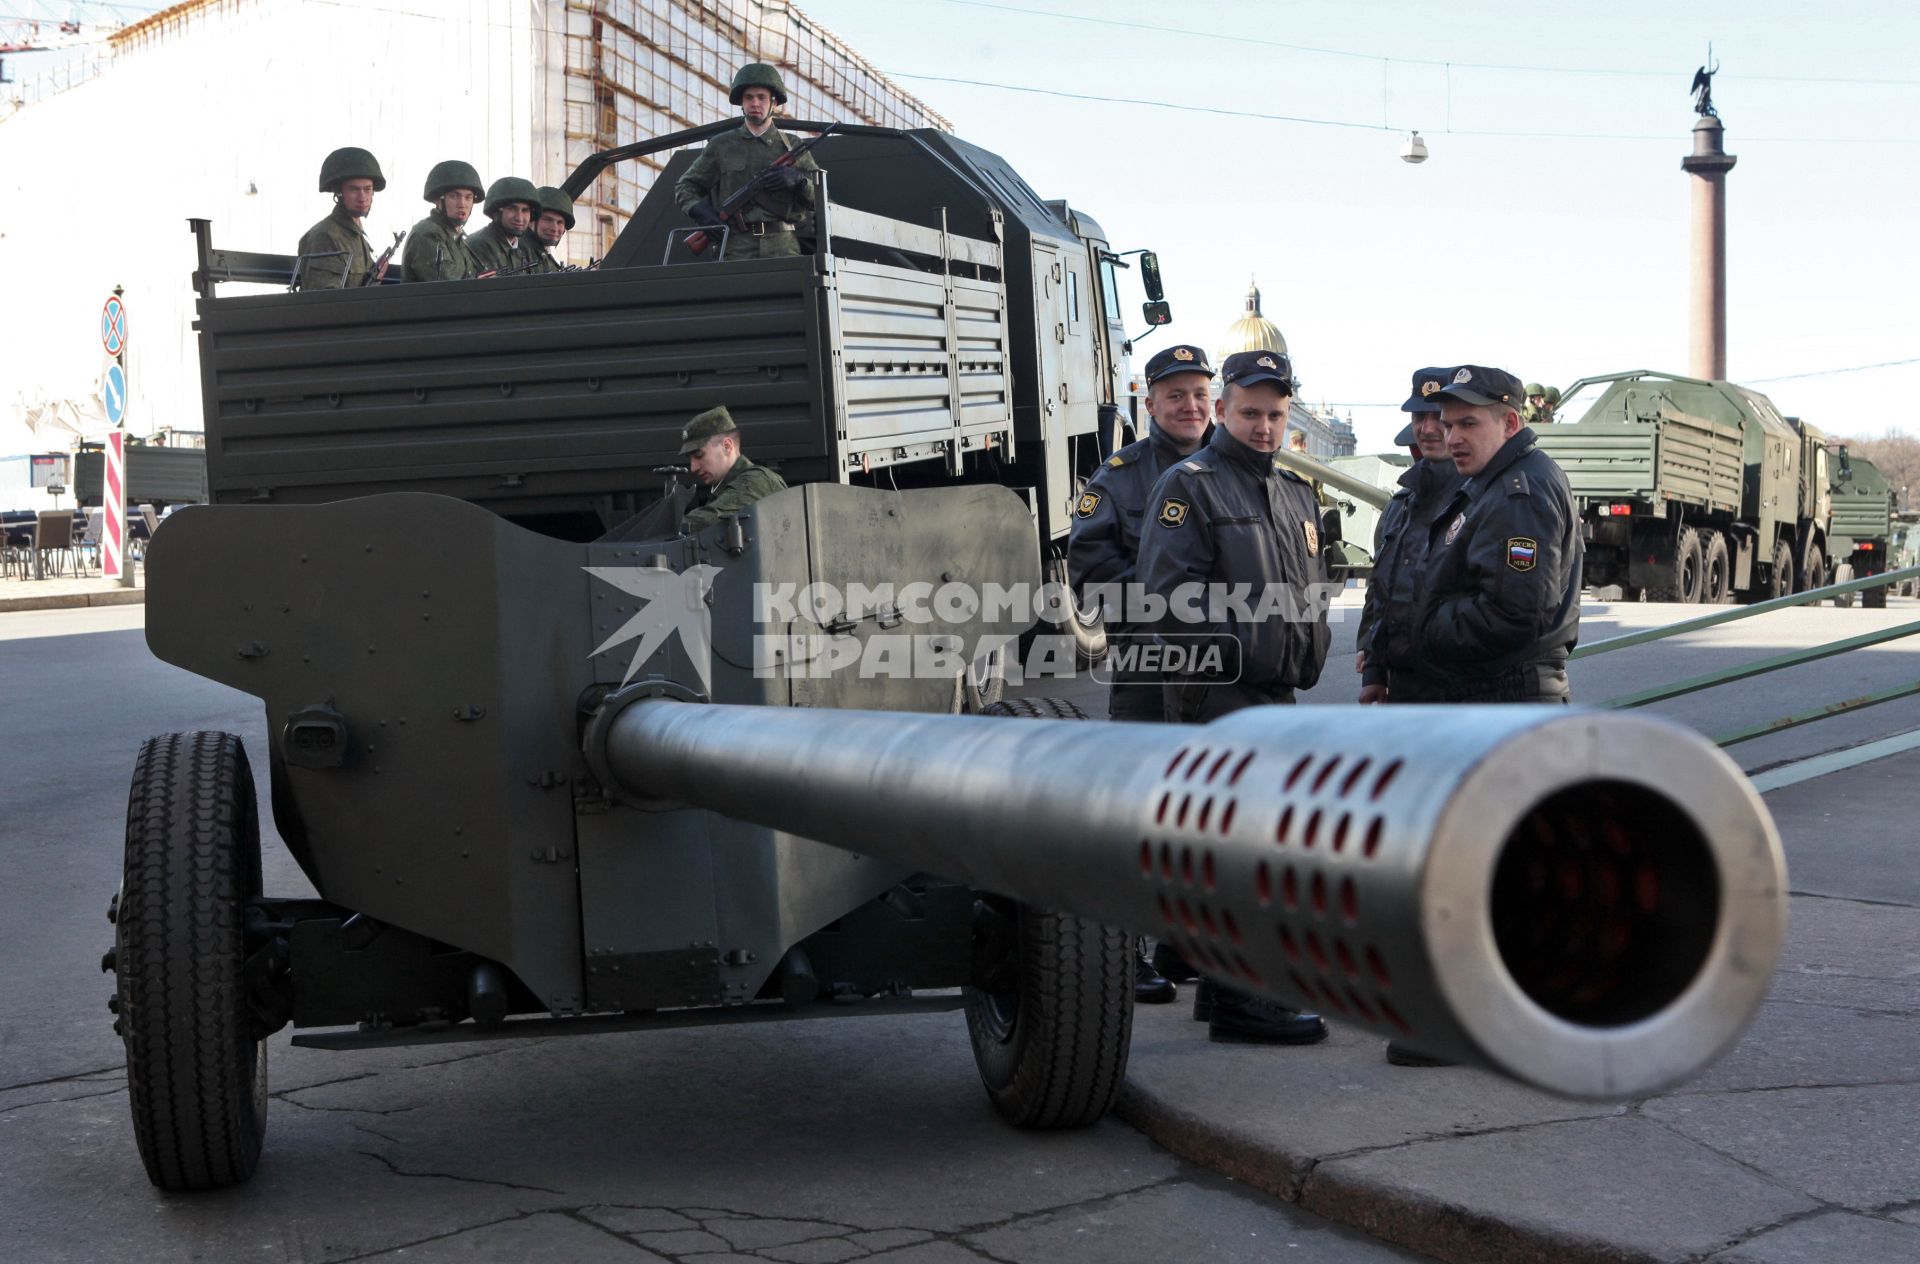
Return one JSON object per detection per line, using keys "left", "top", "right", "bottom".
{"left": 965, "top": 697, "right": 1132, "bottom": 1128}
{"left": 116, "top": 732, "right": 268, "bottom": 1191}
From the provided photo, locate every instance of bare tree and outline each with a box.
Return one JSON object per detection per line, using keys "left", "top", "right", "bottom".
{"left": 1833, "top": 431, "right": 1920, "bottom": 511}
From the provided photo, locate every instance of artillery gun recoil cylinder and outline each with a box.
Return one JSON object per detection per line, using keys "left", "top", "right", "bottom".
{"left": 599, "top": 700, "right": 1785, "bottom": 1100}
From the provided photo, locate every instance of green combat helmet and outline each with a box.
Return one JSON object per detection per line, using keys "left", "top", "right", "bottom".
{"left": 317, "top": 147, "right": 386, "bottom": 193}
{"left": 536, "top": 186, "right": 577, "bottom": 229}
{"left": 1524, "top": 382, "right": 1545, "bottom": 399}
{"left": 679, "top": 405, "right": 738, "bottom": 455}
{"left": 729, "top": 62, "right": 788, "bottom": 105}
{"left": 484, "top": 176, "right": 541, "bottom": 213}
{"left": 422, "top": 160, "right": 484, "bottom": 201}
{"left": 1544, "top": 386, "right": 1562, "bottom": 407}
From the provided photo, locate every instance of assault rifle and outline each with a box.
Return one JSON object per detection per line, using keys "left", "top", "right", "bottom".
{"left": 362, "top": 230, "right": 406, "bottom": 286}
{"left": 686, "top": 122, "right": 838, "bottom": 256}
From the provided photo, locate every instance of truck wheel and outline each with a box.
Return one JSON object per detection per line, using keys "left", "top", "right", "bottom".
{"left": 1675, "top": 527, "right": 1705, "bottom": 602}
{"left": 964, "top": 642, "right": 1009, "bottom": 711}
{"left": 1700, "top": 532, "right": 1731, "bottom": 604}
{"left": 1864, "top": 581, "right": 1887, "bottom": 609}
{"left": 1768, "top": 540, "right": 1795, "bottom": 600}
{"left": 1798, "top": 542, "right": 1826, "bottom": 594}
{"left": 966, "top": 699, "right": 1131, "bottom": 1128}
{"left": 117, "top": 732, "right": 268, "bottom": 1191}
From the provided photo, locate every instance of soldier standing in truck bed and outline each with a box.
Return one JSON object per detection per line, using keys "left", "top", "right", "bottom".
{"left": 296, "top": 148, "right": 382, "bottom": 289}
{"left": 402, "top": 160, "right": 484, "bottom": 282}
{"left": 679, "top": 407, "right": 789, "bottom": 534}
{"left": 468, "top": 178, "right": 540, "bottom": 277}
{"left": 674, "top": 63, "right": 820, "bottom": 261}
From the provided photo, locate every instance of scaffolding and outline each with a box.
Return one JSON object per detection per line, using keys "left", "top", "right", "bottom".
{"left": 564, "top": 0, "right": 948, "bottom": 257}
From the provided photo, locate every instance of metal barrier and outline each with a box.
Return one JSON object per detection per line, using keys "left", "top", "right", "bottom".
{"left": 1577, "top": 564, "right": 1920, "bottom": 746}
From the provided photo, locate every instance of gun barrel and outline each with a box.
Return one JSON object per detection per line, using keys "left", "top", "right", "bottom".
{"left": 599, "top": 701, "right": 1785, "bottom": 1099}
{"left": 1271, "top": 448, "right": 1394, "bottom": 510}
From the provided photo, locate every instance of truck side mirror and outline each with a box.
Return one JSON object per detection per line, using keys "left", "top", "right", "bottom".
{"left": 1838, "top": 457, "right": 1853, "bottom": 483}
{"left": 1141, "top": 300, "right": 1171, "bottom": 327}
{"left": 1139, "top": 251, "right": 1164, "bottom": 302}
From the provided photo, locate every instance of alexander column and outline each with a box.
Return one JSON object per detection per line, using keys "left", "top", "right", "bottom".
{"left": 1681, "top": 64, "right": 1736, "bottom": 381}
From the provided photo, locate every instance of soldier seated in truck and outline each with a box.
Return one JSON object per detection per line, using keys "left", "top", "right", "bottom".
{"left": 469, "top": 177, "right": 541, "bottom": 277}
{"left": 296, "top": 147, "right": 383, "bottom": 289}
{"left": 678, "top": 406, "right": 788, "bottom": 534}
{"left": 673, "top": 63, "right": 820, "bottom": 261}
{"left": 402, "top": 160, "right": 485, "bottom": 282}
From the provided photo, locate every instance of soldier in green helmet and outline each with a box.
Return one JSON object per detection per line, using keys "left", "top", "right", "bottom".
{"left": 679, "top": 406, "right": 789, "bottom": 533}
{"left": 468, "top": 177, "right": 540, "bottom": 276}
{"left": 402, "top": 160, "right": 484, "bottom": 282}
{"left": 528, "top": 186, "right": 575, "bottom": 274}
{"left": 1540, "top": 384, "right": 1562, "bottom": 424}
{"left": 673, "top": 62, "right": 821, "bottom": 261}
{"left": 297, "top": 147, "right": 384, "bottom": 289}
{"left": 1523, "top": 382, "right": 1547, "bottom": 425}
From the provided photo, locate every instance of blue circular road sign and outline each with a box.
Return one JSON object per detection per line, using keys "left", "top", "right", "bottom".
{"left": 103, "top": 362, "right": 128, "bottom": 426}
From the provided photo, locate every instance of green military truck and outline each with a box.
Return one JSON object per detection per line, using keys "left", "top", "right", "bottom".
{"left": 186, "top": 121, "right": 1168, "bottom": 667}
{"left": 72, "top": 440, "right": 208, "bottom": 512}
{"left": 1892, "top": 513, "right": 1920, "bottom": 597}
{"left": 1532, "top": 371, "right": 1833, "bottom": 604}
{"left": 1827, "top": 451, "right": 1896, "bottom": 607}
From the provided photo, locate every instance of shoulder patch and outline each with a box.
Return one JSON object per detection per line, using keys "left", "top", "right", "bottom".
{"left": 1076, "top": 490, "right": 1102, "bottom": 519}
{"left": 1507, "top": 537, "right": 1538, "bottom": 571}
{"left": 1157, "top": 497, "right": 1191, "bottom": 528}
{"left": 1105, "top": 453, "right": 1128, "bottom": 467}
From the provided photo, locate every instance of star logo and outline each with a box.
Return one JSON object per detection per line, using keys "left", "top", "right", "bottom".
{"left": 584, "top": 564, "right": 723, "bottom": 693}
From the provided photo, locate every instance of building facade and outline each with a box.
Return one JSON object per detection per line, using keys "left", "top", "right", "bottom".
{"left": 1217, "top": 279, "right": 1355, "bottom": 459}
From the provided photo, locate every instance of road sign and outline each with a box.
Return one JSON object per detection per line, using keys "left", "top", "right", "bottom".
{"left": 101, "top": 294, "right": 127, "bottom": 357}
{"left": 103, "top": 431, "right": 128, "bottom": 584}
{"left": 102, "top": 361, "right": 128, "bottom": 426}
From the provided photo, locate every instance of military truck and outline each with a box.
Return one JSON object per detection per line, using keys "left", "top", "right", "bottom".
{"left": 187, "top": 120, "right": 1178, "bottom": 670}
{"left": 1892, "top": 512, "right": 1920, "bottom": 597}
{"left": 1827, "top": 451, "right": 1896, "bottom": 607}
{"left": 1534, "top": 371, "right": 1832, "bottom": 603}
{"left": 72, "top": 440, "right": 208, "bottom": 512}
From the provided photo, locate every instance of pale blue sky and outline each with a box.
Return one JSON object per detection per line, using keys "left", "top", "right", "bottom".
{"left": 803, "top": 0, "right": 1920, "bottom": 450}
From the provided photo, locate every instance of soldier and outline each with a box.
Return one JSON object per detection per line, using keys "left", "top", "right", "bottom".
{"left": 1540, "top": 385, "right": 1562, "bottom": 424}
{"left": 1355, "top": 367, "right": 1465, "bottom": 705}
{"left": 1068, "top": 343, "right": 1214, "bottom": 1006}
{"left": 402, "top": 160, "right": 485, "bottom": 282}
{"left": 1135, "top": 349, "right": 1329, "bottom": 1045}
{"left": 1523, "top": 382, "right": 1548, "bottom": 425}
{"left": 1407, "top": 365, "right": 1581, "bottom": 704}
{"left": 296, "top": 147, "right": 383, "bottom": 289}
{"left": 468, "top": 177, "right": 541, "bottom": 276}
{"left": 679, "top": 406, "right": 789, "bottom": 533}
{"left": 528, "top": 187, "right": 575, "bottom": 274}
{"left": 673, "top": 63, "right": 820, "bottom": 261}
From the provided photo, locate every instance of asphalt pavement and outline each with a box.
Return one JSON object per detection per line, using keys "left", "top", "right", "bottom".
{"left": 6, "top": 595, "right": 1919, "bottom": 1263}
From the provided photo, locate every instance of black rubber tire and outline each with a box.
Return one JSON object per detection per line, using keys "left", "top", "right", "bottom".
{"left": 979, "top": 697, "right": 1088, "bottom": 721}
{"left": 1798, "top": 541, "right": 1826, "bottom": 595}
{"left": 117, "top": 732, "right": 268, "bottom": 1191}
{"left": 1864, "top": 582, "right": 1887, "bottom": 609}
{"left": 966, "top": 698, "right": 1131, "bottom": 1128}
{"left": 964, "top": 642, "right": 1009, "bottom": 711}
{"left": 1768, "top": 539, "right": 1795, "bottom": 601}
{"left": 1671, "top": 527, "right": 1704, "bottom": 603}
{"left": 1700, "top": 532, "right": 1732, "bottom": 604}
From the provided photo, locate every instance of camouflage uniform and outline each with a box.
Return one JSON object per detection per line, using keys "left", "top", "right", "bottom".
{"left": 683, "top": 457, "right": 789, "bottom": 533}
{"left": 467, "top": 222, "right": 533, "bottom": 276}
{"left": 402, "top": 209, "right": 478, "bottom": 282}
{"left": 673, "top": 126, "right": 819, "bottom": 261}
{"left": 296, "top": 205, "right": 374, "bottom": 289}
{"left": 527, "top": 244, "right": 562, "bottom": 274}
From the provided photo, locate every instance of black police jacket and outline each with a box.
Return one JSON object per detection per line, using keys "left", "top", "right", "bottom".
{"left": 1357, "top": 458, "right": 1465, "bottom": 687}
{"left": 1415, "top": 427, "right": 1581, "bottom": 678}
{"left": 1135, "top": 426, "right": 1332, "bottom": 690}
{"left": 1067, "top": 425, "right": 1205, "bottom": 629}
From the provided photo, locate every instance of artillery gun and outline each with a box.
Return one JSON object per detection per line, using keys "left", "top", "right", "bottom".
{"left": 107, "top": 126, "right": 1786, "bottom": 1194}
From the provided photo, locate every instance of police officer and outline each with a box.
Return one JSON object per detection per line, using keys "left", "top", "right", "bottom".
{"left": 468, "top": 177, "right": 541, "bottom": 276}
{"left": 297, "top": 147, "right": 383, "bottom": 289}
{"left": 1409, "top": 365, "right": 1581, "bottom": 703}
{"left": 1067, "top": 343, "right": 1214, "bottom": 1005}
{"left": 673, "top": 63, "right": 819, "bottom": 261}
{"left": 1356, "top": 368, "right": 1465, "bottom": 705}
{"left": 402, "top": 160, "right": 484, "bottom": 282}
{"left": 1136, "top": 348, "right": 1329, "bottom": 1045}
{"left": 679, "top": 406, "right": 789, "bottom": 533}
{"left": 1070, "top": 344, "right": 1215, "bottom": 722}
{"left": 528, "top": 186, "right": 575, "bottom": 274}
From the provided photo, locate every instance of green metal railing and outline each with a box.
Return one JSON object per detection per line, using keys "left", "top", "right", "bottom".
{"left": 1578, "top": 564, "right": 1920, "bottom": 746}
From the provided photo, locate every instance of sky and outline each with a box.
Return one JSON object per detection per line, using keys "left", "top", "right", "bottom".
{"left": 791, "top": 0, "right": 1920, "bottom": 452}
{"left": 2, "top": 0, "right": 1915, "bottom": 457}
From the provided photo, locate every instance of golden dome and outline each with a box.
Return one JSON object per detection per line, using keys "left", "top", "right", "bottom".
{"left": 1221, "top": 278, "right": 1287, "bottom": 360}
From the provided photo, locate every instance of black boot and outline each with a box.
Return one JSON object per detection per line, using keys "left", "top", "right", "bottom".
{"left": 1134, "top": 952, "right": 1176, "bottom": 1004}
{"left": 1386, "top": 1041, "right": 1456, "bottom": 1067}
{"left": 1153, "top": 943, "right": 1198, "bottom": 983}
{"left": 1207, "top": 986, "right": 1328, "bottom": 1044}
